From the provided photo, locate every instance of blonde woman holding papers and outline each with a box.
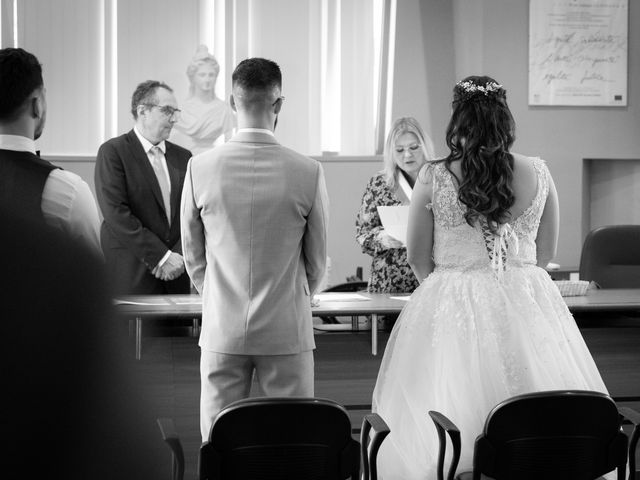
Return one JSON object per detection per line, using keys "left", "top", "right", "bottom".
{"left": 356, "top": 117, "right": 436, "bottom": 294}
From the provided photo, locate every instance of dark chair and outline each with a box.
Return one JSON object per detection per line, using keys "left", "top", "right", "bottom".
{"left": 429, "top": 390, "right": 640, "bottom": 480}
{"left": 157, "top": 418, "right": 185, "bottom": 480}
{"left": 360, "top": 412, "right": 391, "bottom": 480}
{"left": 158, "top": 397, "right": 390, "bottom": 480}
{"left": 579, "top": 225, "right": 640, "bottom": 288}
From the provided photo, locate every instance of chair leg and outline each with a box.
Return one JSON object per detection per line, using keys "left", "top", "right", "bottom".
{"left": 192, "top": 318, "right": 200, "bottom": 336}
{"left": 157, "top": 418, "right": 185, "bottom": 480}
{"left": 135, "top": 316, "right": 142, "bottom": 360}
{"left": 371, "top": 314, "right": 378, "bottom": 355}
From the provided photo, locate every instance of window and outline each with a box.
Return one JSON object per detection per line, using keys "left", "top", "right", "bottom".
{"left": 1, "top": 0, "right": 394, "bottom": 156}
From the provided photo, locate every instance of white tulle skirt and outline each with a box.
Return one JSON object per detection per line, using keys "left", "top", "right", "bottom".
{"left": 372, "top": 265, "right": 609, "bottom": 480}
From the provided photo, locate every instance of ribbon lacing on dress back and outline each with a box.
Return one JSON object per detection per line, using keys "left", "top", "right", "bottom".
{"left": 481, "top": 221, "right": 519, "bottom": 278}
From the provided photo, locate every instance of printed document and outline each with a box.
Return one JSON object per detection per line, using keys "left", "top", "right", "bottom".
{"left": 377, "top": 205, "right": 409, "bottom": 245}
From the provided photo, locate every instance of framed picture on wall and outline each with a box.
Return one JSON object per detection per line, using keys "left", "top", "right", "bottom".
{"left": 528, "top": 0, "right": 628, "bottom": 106}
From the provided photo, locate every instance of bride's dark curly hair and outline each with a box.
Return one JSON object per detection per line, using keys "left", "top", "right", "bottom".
{"left": 444, "top": 75, "right": 516, "bottom": 233}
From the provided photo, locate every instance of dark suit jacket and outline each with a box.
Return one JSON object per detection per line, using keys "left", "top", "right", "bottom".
{"left": 95, "top": 129, "right": 192, "bottom": 294}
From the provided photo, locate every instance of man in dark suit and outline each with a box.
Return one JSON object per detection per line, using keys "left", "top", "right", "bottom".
{"left": 95, "top": 80, "right": 192, "bottom": 294}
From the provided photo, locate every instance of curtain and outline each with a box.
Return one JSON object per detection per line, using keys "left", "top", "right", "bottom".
{"left": 4, "top": 0, "right": 386, "bottom": 156}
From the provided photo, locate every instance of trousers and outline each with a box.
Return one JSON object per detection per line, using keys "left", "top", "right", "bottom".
{"left": 200, "top": 349, "right": 314, "bottom": 441}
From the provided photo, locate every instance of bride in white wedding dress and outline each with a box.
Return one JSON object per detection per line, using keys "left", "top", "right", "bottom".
{"left": 372, "top": 76, "right": 609, "bottom": 479}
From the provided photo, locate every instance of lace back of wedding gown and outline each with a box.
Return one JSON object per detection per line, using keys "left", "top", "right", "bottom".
{"left": 428, "top": 158, "right": 547, "bottom": 276}
{"left": 372, "top": 157, "right": 609, "bottom": 480}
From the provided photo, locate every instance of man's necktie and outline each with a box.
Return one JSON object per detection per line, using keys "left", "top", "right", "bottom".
{"left": 149, "top": 146, "right": 171, "bottom": 224}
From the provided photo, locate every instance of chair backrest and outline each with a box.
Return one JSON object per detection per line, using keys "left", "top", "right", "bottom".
{"left": 199, "top": 397, "right": 360, "bottom": 480}
{"left": 473, "top": 390, "right": 628, "bottom": 480}
{"left": 579, "top": 225, "right": 640, "bottom": 288}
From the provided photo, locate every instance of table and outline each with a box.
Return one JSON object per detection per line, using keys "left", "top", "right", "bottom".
{"left": 562, "top": 289, "right": 640, "bottom": 312}
{"left": 113, "top": 293, "right": 411, "bottom": 359}
{"left": 114, "top": 289, "right": 640, "bottom": 360}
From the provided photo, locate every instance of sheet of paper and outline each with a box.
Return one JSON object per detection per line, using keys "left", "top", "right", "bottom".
{"left": 377, "top": 205, "right": 409, "bottom": 245}
{"left": 314, "top": 293, "right": 371, "bottom": 302}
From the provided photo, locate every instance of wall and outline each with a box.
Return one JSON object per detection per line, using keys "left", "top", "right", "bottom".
{"left": 116, "top": 0, "right": 200, "bottom": 135}
{"left": 447, "top": 0, "right": 640, "bottom": 268}
{"left": 319, "top": 0, "right": 458, "bottom": 285}
{"left": 37, "top": 0, "right": 640, "bottom": 286}
{"left": 323, "top": 0, "right": 640, "bottom": 281}
{"left": 18, "top": 0, "right": 105, "bottom": 155}
{"left": 322, "top": 0, "right": 639, "bottom": 283}
{"left": 391, "top": 0, "right": 455, "bottom": 158}
{"left": 318, "top": 158, "right": 381, "bottom": 285}
{"left": 587, "top": 158, "right": 640, "bottom": 229}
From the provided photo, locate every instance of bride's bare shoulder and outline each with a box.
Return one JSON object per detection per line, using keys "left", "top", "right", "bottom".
{"left": 511, "top": 152, "right": 542, "bottom": 174}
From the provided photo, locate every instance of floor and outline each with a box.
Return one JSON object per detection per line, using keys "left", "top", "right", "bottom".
{"left": 131, "top": 320, "right": 640, "bottom": 479}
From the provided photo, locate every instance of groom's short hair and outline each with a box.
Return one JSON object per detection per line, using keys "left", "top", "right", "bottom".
{"left": 231, "top": 58, "right": 281, "bottom": 110}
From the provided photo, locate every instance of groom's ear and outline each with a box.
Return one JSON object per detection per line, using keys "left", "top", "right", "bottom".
{"left": 229, "top": 94, "right": 237, "bottom": 112}
{"left": 273, "top": 98, "right": 283, "bottom": 115}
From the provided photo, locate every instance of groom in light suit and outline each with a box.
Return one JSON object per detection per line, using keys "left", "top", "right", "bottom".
{"left": 181, "top": 58, "right": 329, "bottom": 441}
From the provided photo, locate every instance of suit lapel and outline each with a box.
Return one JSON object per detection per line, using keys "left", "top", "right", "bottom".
{"left": 126, "top": 130, "right": 168, "bottom": 222}
{"left": 165, "top": 143, "right": 184, "bottom": 228}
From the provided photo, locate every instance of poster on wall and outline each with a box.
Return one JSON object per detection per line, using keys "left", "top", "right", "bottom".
{"left": 528, "top": 0, "right": 628, "bottom": 106}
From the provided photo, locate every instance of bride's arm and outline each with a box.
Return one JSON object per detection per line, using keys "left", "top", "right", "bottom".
{"left": 407, "top": 166, "right": 435, "bottom": 283}
{"left": 535, "top": 168, "right": 559, "bottom": 267}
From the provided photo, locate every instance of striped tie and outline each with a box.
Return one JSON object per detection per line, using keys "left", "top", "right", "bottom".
{"left": 149, "top": 146, "right": 171, "bottom": 224}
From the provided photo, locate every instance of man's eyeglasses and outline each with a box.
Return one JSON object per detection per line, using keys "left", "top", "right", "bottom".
{"left": 142, "top": 103, "right": 181, "bottom": 118}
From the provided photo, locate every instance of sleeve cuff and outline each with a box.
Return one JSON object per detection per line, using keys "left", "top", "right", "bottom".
{"left": 156, "top": 250, "right": 172, "bottom": 269}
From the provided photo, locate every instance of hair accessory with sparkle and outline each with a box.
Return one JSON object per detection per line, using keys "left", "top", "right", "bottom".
{"left": 454, "top": 80, "right": 505, "bottom": 104}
